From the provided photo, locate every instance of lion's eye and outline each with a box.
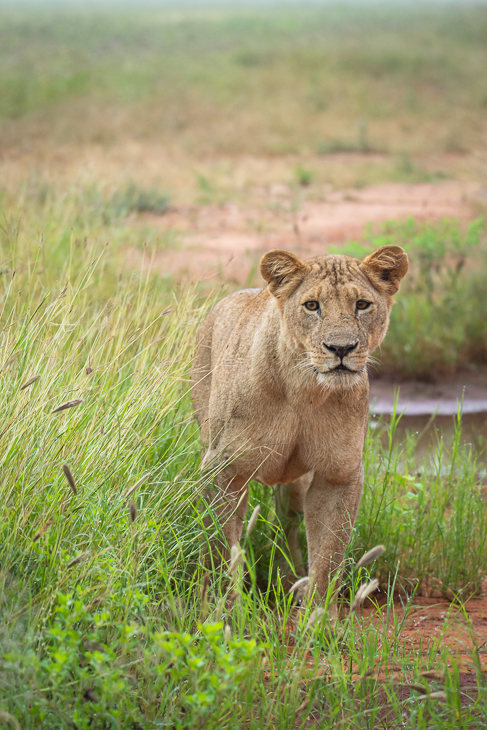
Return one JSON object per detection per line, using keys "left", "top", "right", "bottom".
{"left": 356, "top": 300, "right": 371, "bottom": 311}
{"left": 304, "top": 301, "right": 320, "bottom": 312}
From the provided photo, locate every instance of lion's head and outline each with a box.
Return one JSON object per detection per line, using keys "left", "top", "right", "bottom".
{"left": 260, "top": 245, "right": 408, "bottom": 391}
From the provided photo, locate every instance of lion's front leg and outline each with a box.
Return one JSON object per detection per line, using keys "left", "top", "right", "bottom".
{"left": 304, "top": 467, "right": 363, "bottom": 613}
{"left": 274, "top": 475, "right": 311, "bottom": 586}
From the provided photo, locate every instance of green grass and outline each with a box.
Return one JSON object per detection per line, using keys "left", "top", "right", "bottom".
{"left": 1, "top": 3, "right": 487, "bottom": 158}
{"left": 1, "top": 238, "right": 487, "bottom": 726}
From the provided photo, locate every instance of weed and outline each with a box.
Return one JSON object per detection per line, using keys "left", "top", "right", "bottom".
{"left": 108, "top": 182, "right": 169, "bottom": 219}
{"left": 295, "top": 166, "right": 314, "bottom": 186}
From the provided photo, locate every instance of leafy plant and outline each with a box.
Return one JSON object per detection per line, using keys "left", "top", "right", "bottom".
{"left": 108, "top": 183, "right": 169, "bottom": 219}
{"left": 295, "top": 166, "right": 314, "bottom": 186}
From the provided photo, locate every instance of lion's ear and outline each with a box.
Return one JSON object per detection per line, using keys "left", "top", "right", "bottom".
{"left": 360, "top": 245, "right": 408, "bottom": 296}
{"left": 260, "top": 249, "right": 306, "bottom": 299}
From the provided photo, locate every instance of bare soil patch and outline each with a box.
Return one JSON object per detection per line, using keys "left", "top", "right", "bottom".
{"left": 138, "top": 180, "right": 482, "bottom": 285}
{"left": 361, "top": 594, "right": 487, "bottom": 675}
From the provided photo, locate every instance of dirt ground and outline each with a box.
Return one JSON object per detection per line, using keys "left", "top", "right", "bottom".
{"left": 278, "top": 594, "right": 487, "bottom": 724}
{"left": 137, "top": 178, "right": 484, "bottom": 285}
{"left": 361, "top": 594, "right": 487, "bottom": 674}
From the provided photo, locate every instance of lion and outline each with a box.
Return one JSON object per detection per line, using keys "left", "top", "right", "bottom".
{"left": 191, "top": 245, "right": 408, "bottom": 614}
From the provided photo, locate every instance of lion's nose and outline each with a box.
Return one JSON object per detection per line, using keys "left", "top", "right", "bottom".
{"left": 323, "top": 342, "right": 358, "bottom": 359}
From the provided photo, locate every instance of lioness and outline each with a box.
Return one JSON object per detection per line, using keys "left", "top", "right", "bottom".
{"left": 191, "top": 245, "right": 408, "bottom": 610}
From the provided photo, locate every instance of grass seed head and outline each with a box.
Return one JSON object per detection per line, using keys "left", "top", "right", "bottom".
{"left": 418, "top": 691, "right": 447, "bottom": 701}
{"left": 67, "top": 551, "right": 89, "bottom": 569}
{"left": 305, "top": 607, "right": 324, "bottom": 631}
{"left": 402, "top": 683, "right": 428, "bottom": 695}
{"left": 359, "top": 668, "right": 378, "bottom": 682}
{"left": 200, "top": 572, "right": 210, "bottom": 620}
{"left": 33, "top": 517, "right": 54, "bottom": 542}
{"left": 215, "top": 597, "right": 225, "bottom": 622}
{"left": 228, "top": 543, "right": 245, "bottom": 577}
{"left": 62, "top": 464, "right": 77, "bottom": 495}
{"left": 123, "top": 473, "right": 150, "bottom": 501}
{"left": 224, "top": 624, "right": 231, "bottom": 644}
{"left": 421, "top": 670, "right": 446, "bottom": 683}
{"left": 52, "top": 399, "right": 83, "bottom": 414}
{"left": 355, "top": 545, "right": 385, "bottom": 570}
{"left": 246, "top": 504, "right": 261, "bottom": 537}
{"left": 287, "top": 575, "right": 309, "bottom": 596}
{"left": 351, "top": 579, "right": 380, "bottom": 611}
{"left": 129, "top": 501, "right": 137, "bottom": 523}
{"left": 0, "top": 711, "right": 20, "bottom": 730}
{"left": 20, "top": 375, "right": 41, "bottom": 390}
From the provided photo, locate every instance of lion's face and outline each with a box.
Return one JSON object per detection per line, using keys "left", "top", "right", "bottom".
{"left": 260, "top": 246, "right": 408, "bottom": 391}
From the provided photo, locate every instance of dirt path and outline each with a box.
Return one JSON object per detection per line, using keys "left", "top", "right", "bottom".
{"left": 361, "top": 594, "right": 487, "bottom": 674}
{"left": 139, "top": 180, "right": 481, "bottom": 284}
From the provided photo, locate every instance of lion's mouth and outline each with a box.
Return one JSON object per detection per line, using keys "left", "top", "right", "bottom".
{"left": 312, "top": 365, "right": 362, "bottom": 375}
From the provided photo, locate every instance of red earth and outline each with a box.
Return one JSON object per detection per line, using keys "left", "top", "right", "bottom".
{"left": 135, "top": 180, "right": 483, "bottom": 285}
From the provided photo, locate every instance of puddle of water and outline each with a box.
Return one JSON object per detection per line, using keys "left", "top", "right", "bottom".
{"left": 369, "top": 377, "right": 487, "bottom": 457}
{"left": 370, "top": 412, "right": 487, "bottom": 463}
{"left": 369, "top": 376, "right": 487, "bottom": 417}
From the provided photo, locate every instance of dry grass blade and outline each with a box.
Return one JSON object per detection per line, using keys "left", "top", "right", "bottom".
{"left": 355, "top": 545, "right": 385, "bottom": 570}
{"left": 129, "top": 501, "right": 137, "bottom": 523}
{"left": 20, "top": 375, "right": 41, "bottom": 390}
{"left": 67, "top": 551, "right": 89, "bottom": 569}
{"left": 351, "top": 579, "right": 379, "bottom": 611}
{"left": 52, "top": 399, "right": 83, "bottom": 414}
{"left": 123, "top": 473, "right": 150, "bottom": 501}
{"left": 33, "top": 517, "right": 54, "bottom": 542}
{"left": 246, "top": 504, "right": 261, "bottom": 537}
{"left": 62, "top": 464, "right": 77, "bottom": 495}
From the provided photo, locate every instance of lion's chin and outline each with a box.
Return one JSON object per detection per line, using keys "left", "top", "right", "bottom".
{"left": 315, "top": 367, "right": 365, "bottom": 392}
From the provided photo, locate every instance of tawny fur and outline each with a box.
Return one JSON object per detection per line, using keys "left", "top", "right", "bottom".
{"left": 191, "top": 245, "right": 408, "bottom": 614}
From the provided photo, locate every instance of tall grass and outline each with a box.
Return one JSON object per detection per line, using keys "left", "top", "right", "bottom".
{"left": 1, "top": 242, "right": 487, "bottom": 726}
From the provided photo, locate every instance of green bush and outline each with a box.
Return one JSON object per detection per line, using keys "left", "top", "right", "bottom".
{"left": 108, "top": 183, "right": 169, "bottom": 219}
{"left": 2, "top": 589, "right": 265, "bottom": 729}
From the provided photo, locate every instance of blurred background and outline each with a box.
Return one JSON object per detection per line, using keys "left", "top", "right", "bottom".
{"left": 1, "top": 0, "right": 487, "bottom": 407}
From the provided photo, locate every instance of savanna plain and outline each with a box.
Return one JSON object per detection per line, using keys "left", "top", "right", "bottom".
{"left": 2, "top": 2, "right": 487, "bottom": 727}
